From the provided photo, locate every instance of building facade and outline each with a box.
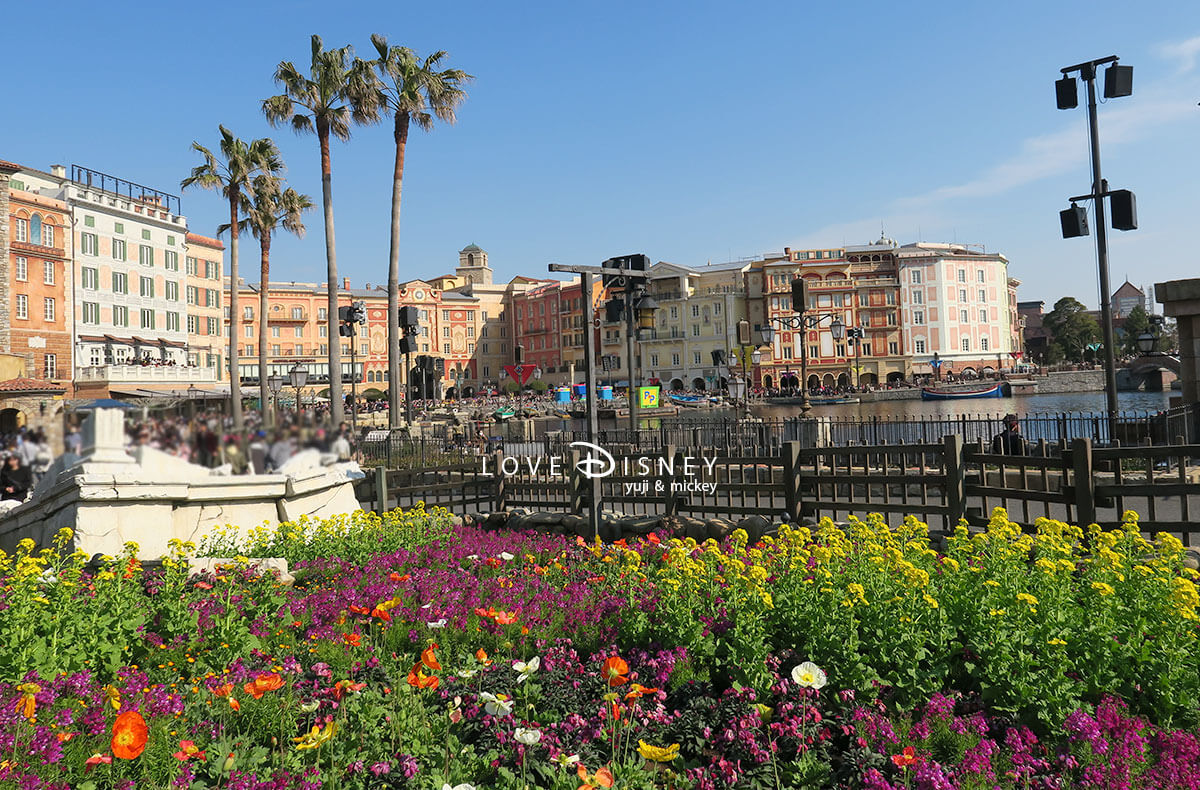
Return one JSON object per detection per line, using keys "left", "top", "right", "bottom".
{"left": 185, "top": 233, "right": 225, "bottom": 380}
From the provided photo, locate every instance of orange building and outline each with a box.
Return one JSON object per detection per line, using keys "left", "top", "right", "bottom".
{"left": 7, "top": 182, "right": 72, "bottom": 387}
{"left": 185, "top": 233, "right": 225, "bottom": 379}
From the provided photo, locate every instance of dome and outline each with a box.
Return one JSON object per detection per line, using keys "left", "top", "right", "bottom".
{"left": 461, "top": 243, "right": 483, "bottom": 253}
{"left": 874, "top": 234, "right": 896, "bottom": 248}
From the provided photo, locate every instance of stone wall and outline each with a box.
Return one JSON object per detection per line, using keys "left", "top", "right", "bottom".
{"left": 1030, "top": 369, "right": 1106, "bottom": 394}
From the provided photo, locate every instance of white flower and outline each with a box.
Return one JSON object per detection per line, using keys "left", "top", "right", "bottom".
{"left": 791, "top": 661, "right": 827, "bottom": 690}
{"left": 427, "top": 618, "right": 448, "bottom": 629}
{"left": 458, "top": 668, "right": 478, "bottom": 679}
{"left": 512, "top": 656, "right": 541, "bottom": 683}
{"left": 553, "top": 753, "right": 581, "bottom": 768}
{"left": 498, "top": 551, "right": 515, "bottom": 561}
{"left": 421, "top": 602, "right": 433, "bottom": 610}
{"left": 442, "top": 784, "right": 476, "bottom": 790}
{"left": 465, "top": 554, "right": 480, "bottom": 561}
{"left": 479, "top": 691, "right": 514, "bottom": 717}
{"left": 514, "top": 727, "right": 542, "bottom": 745}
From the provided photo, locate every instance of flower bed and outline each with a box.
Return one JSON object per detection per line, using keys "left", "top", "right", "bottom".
{"left": 0, "top": 507, "right": 1197, "bottom": 789}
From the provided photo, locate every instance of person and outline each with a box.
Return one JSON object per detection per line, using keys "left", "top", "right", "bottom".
{"left": 266, "top": 432, "right": 294, "bottom": 472}
{"left": 329, "top": 428, "right": 351, "bottom": 462}
{"left": 1, "top": 455, "right": 32, "bottom": 502}
{"left": 222, "top": 435, "right": 249, "bottom": 475}
{"left": 992, "top": 413, "right": 1026, "bottom": 455}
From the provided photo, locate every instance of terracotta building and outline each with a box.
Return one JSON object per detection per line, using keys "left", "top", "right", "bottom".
{"left": 185, "top": 233, "right": 225, "bottom": 379}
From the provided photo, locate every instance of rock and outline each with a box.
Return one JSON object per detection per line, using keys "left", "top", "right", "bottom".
{"left": 483, "top": 512, "right": 508, "bottom": 530}
{"left": 191, "top": 557, "right": 294, "bottom": 586}
{"left": 1185, "top": 550, "right": 1200, "bottom": 571}
{"left": 736, "top": 515, "right": 771, "bottom": 543}
{"left": 527, "top": 512, "right": 563, "bottom": 527}
{"left": 705, "top": 518, "right": 736, "bottom": 541}
{"left": 561, "top": 514, "right": 589, "bottom": 538}
{"left": 678, "top": 516, "right": 707, "bottom": 541}
{"left": 599, "top": 519, "right": 623, "bottom": 543}
{"left": 621, "top": 516, "right": 660, "bottom": 535}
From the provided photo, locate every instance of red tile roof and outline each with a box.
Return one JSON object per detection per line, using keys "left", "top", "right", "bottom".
{"left": 186, "top": 232, "right": 225, "bottom": 250}
{"left": 0, "top": 377, "right": 67, "bottom": 394}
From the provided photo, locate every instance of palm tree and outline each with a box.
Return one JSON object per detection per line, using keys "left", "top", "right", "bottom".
{"left": 371, "top": 34, "right": 472, "bottom": 426}
{"left": 263, "top": 35, "right": 379, "bottom": 427}
{"left": 222, "top": 176, "right": 313, "bottom": 425}
{"left": 182, "top": 128, "right": 283, "bottom": 431}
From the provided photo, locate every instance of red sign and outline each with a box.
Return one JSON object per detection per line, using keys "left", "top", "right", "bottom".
{"left": 504, "top": 364, "right": 535, "bottom": 385}
{"left": 1009, "top": 351, "right": 1024, "bottom": 360}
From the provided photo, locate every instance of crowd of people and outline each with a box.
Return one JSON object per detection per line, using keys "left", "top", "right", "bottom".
{"left": 0, "top": 430, "right": 52, "bottom": 502}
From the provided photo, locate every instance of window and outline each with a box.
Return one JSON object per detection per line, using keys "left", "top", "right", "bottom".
{"left": 466, "top": 326, "right": 474, "bottom": 337}
{"left": 318, "top": 308, "right": 327, "bottom": 320}
{"left": 82, "top": 302, "right": 100, "bottom": 324}
{"left": 979, "top": 309, "right": 988, "bottom": 323}
{"left": 81, "top": 267, "right": 99, "bottom": 290}
{"left": 188, "top": 315, "right": 198, "bottom": 333}
{"left": 911, "top": 289, "right": 923, "bottom": 305}
{"left": 443, "top": 343, "right": 451, "bottom": 354}
{"left": 671, "top": 353, "right": 680, "bottom": 366}
{"left": 836, "top": 343, "right": 846, "bottom": 357}
{"left": 89, "top": 347, "right": 103, "bottom": 366}
{"left": 243, "top": 306, "right": 253, "bottom": 319}
{"left": 186, "top": 257, "right": 198, "bottom": 275}
{"left": 112, "top": 272, "right": 128, "bottom": 294}
{"left": 442, "top": 310, "right": 450, "bottom": 321}
{"left": 977, "top": 270, "right": 985, "bottom": 283}
{"left": 650, "top": 354, "right": 659, "bottom": 367}
{"left": 693, "top": 352, "right": 701, "bottom": 365}
{"left": 112, "top": 239, "right": 126, "bottom": 261}
{"left": 714, "top": 303, "right": 721, "bottom": 315}
{"left": 911, "top": 269, "right": 922, "bottom": 285}
{"left": 915, "top": 339, "right": 926, "bottom": 354}
{"left": 886, "top": 291, "right": 897, "bottom": 305}
{"left": 293, "top": 326, "right": 303, "bottom": 338}
{"left": 43, "top": 261, "right": 53, "bottom": 284}
{"left": 206, "top": 261, "right": 218, "bottom": 279}
{"left": 889, "top": 341, "right": 898, "bottom": 355}
{"left": 443, "top": 326, "right": 451, "bottom": 337}
{"left": 272, "top": 345, "right": 281, "bottom": 356}
{"left": 978, "top": 289, "right": 986, "bottom": 302}
{"left": 691, "top": 325, "right": 700, "bottom": 336}
{"left": 291, "top": 306, "right": 303, "bottom": 319}
{"left": 961, "top": 337, "right": 970, "bottom": 351}
{"left": 271, "top": 326, "right": 281, "bottom": 338}
{"left": 167, "top": 235, "right": 175, "bottom": 246}
{"left": 44, "top": 298, "right": 55, "bottom": 321}
{"left": 320, "top": 344, "right": 328, "bottom": 355}
{"left": 139, "top": 245, "right": 153, "bottom": 266}
{"left": 981, "top": 336, "right": 990, "bottom": 351}
{"left": 16, "top": 295, "right": 28, "bottom": 319}
{"left": 164, "top": 250, "right": 179, "bottom": 270}
{"left": 187, "top": 286, "right": 198, "bottom": 305}
{"left": 691, "top": 304, "right": 700, "bottom": 317}
{"left": 114, "top": 222, "right": 124, "bottom": 234}
{"left": 113, "top": 305, "right": 128, "bottom": 327}
{"left": 139, "top": 277, "right": 154, "bottom": 298}
{"left": 141, "top": 309, "right": 155, "bottom": 329}
{"left": 42, "top": 224, "right": 54, "bottom": 246}
{"left": 142, "top": 229, "right": 152, "bottom": 240}
{"left": 14, "top": 257, "right": 26, "bottom": 281}
{"left": 14, "top": 218, "right": 28, "bottom": 242}
{"left": 207, "top": 317, "right": 219, "bottom": 336}
{"left": 669, "top": 306, "right": 678, "bottom": 320}
{"left": 861, "top": 343, "right": 871, "bottom": 355}
{"left": 166, "top": 312, "right": 180, "bottom": 331}
{"left": 468, "top": 343, "right": 475, "bottom": 353}
{"left": 244, "top": 325, "right": 253, "bottom": 338}
{"left": 957, "top": 269, "right": 966, "bottom": 283}
{"left": 913, "top": 310, "right": 925, "bottom": 325}
{"left": 960, "top": 310, "right": 968, "bottom": 323}
{"left": 165, "top": 281, "right": 179, "bottom": 301}
{"left": 81, "top": 232, "right": 98, "bottom": 255}
{"left": 43, "top": 354, "right": 56, "bottom": 379}
{"left": 206, "top": 289, "right": 218, "bottom": 307}
{"left": 959, "top": 289, "right": 967, "bottom": 302}
{"left": 809, "top": 344, "right": 820, "bottom": 359}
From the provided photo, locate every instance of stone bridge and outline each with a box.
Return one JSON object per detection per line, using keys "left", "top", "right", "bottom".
{"left": 1118, "top": 354, "right": 1180, "bottom": 392}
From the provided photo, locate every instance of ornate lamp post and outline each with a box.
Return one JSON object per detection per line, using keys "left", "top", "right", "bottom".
{"left": 759, "top": 301, "right": 845, "bottom": 414}
{"left": 289, "top": 363, "right": 308, "bottom": 421}
{"left": 267, "top": 375, "right": 285, "bottom": 426}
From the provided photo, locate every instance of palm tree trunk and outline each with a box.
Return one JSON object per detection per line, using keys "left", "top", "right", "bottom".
{"left": 228, "top": 192, "right": 242, "bottom": 431}
{"left": 387, "top": 111, "right": 411, "bottom": 428}
{"left": 318, "top": 121, "right": 344, "bottom": 426}
{"left": 259, "top": 232, "right": 271, "bottom": 428}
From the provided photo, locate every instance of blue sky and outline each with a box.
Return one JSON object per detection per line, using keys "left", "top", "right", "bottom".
{"left": 4, "top": 0, "right": 1199, "bottom": 308}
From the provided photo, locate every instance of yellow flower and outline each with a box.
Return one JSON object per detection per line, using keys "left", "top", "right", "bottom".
{"left": 638, "top": 740, "right": 680, "bottom": 762}
{"left": 293, "top": 721, "right": 336, "bottom": 751}
{"left": 989, "top": 608, "right": 1007, "bottom": 617}
{"left": 1091, "top": 582, "right": 1115, "bottom": 597}
{"left": 104, "top": 685, "right": 122, "bottom": 711}
{"left": 923, "top": 594, "right": 939, "bottom": 609}
{"left": 1016, "top": 593, "right": 1038, "bottom": 607}
{"left": 1047, "top": 638, "right": 1067, "bottom": 646}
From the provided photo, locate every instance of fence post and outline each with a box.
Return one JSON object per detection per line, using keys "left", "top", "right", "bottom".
{"left": 943, "top": 433, "right": 965, "bottom": 527}
{"left": 783, "top": 441, "right": 803, "bottom": 524}
{"left": 492, "top": 449, "right": 506, "bottom": 513}
{"left": 375, "top": 465, "right": 388, "bottom": 514}
{"left": 569, "top": 448, "right": 584, "bottom": 516}
{"left": 661, "top": 444, "right": 678, "bottom": 516}
{"left": 1071, "top": 437, "right": 1096, "bottom": 528}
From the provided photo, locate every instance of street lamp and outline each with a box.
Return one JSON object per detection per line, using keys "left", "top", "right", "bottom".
{"left": 289, "top": 363, "right": 308, "bottom": 420}
{"left": 187, "top": 384, "right": 198, "bottom": 420}
{"left": 1136, "top": 331, "right": 1157, "bottom": 354}
{"left": 267, "top": 374, "right": 285, "bottom": 426}
{"left": 758, "top": 276, "right": 846, "bottom": 413}
{"left": 1057, "top": 55, "right": 1137, "bottom": 435}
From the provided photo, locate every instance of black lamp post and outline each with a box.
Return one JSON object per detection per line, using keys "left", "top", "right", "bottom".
{"left": 267, "top": 374, "right": 285, "bottom": 426}
{"left": 1136, "top": 331, "right": 1157, "bottom": 355}
{"left": 759, "top": 306, "right": 845, "bottom": 414}
{"left": 289, "top": 363, "right": 308, "bottom": 420}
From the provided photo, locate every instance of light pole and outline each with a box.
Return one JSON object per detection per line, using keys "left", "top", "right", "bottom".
{"left": 187, "top": 384, "right": 198, "bottom": 420}
{"left": 1057, "top": 55, "right": 1137, "bottom": 434}
{"left": 624, "top": 283, "right": 658, "bottom": 436}
{"left": 748, "top": 349, "right": 762, "bottom": 417}
{"left": 267, "top": 374, "right": 285, "bottom": 426}
{"left": 289, "top": 363, "right": 308, "bottom": 421}
{"left": 847, "top": 326, "right": 864, "bottom": 389}
{"left": 759, "top": 277, "right": 845, "bottom": 414}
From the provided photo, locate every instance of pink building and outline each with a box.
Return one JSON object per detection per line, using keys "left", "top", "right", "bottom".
{"left": 896, "top": 243, "right": 1019, "bottom": 378}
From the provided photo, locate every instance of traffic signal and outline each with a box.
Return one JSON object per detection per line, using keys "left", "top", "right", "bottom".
{"left": 398, "top": 305, "right": 419, "bottom": 328}
{"left": 605, "top": 299, "right": 625, "bottom": 323}
{"left": 338, "top": 305, "right": 353, "bottom": 322}
{"left": 1110, "top": 190, "right": 1137, "bottom": 231}
{"left": 791, "top": 277, "right": 807, "bottom": 314}
{"left": 434, "top": 358, "right": 446, "bottom": 376}
{"left": 399, "top": 336, "right": 417, "bottom": 354}
{"left": 351, "top": 301, "right": 367, "bottom": 324}
{"left": 338, "top": 324, "right": 353, "bottom": 337}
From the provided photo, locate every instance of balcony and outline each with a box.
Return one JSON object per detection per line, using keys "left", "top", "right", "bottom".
{"left": 272, "top": 311, "right": 310, "bottom": 323}
{"left": 75, "top": 365, "right": 217, "bottom": 383}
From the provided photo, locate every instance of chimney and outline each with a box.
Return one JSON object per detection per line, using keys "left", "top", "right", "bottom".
{"left": 343, "top": 277, "right": 350, "bottom": 290}
{"left": 783, "top": 247, "right": 791, "bottom": 258}
{"left": 50, "top": 164, "right": 66, "bottom": 178}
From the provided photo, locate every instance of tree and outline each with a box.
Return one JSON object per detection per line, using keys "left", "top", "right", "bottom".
{"left": 263, "top": 35, "right": 379, "bottom": 427}
{"left": 181, "top": 128, "right": 284, "bottom": 431}
{"left": 222, "top": 175, "right": 313, "bottom": 424}
{"left": 1117, "top": 304, "right": 1171, "bottom": 356}
{"left": 1043, "top": 296, "right": 1100, "bottom": 363}
{"left": 370, "top": 35, "right": 472, "bottom": 427}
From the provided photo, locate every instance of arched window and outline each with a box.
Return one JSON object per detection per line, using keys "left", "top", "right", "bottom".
{"left": 467, "top": 254, "right": 475, "bottom": 266}
{"left": 29, "top": 214, "right": 42, "bottom": 245}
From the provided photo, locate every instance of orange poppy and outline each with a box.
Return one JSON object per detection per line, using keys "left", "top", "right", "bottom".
{"left": 614, "top": 539, "right": 628, "bottom": 549}
{"left": 332, "top": 680, "right": 367, "bottom": 700}
{"left": 173, "top": 740, "right": 206, "bottom": 761}
{"left": 484, "top": 557, "right": 502, "bottom": 568}
{"left": 610, "top": 701, "right": 622, "bottom": 721}
{"left": 892, "top": 746, "right": 919, "bottom": 768}
{"left": 389, "top": 572, "right": 410, "bottom": 582}
{"left": 243, "top": 673, "right": 284, "bottom": 699}
{"left": 371, "top": 606, "right": 392, "bottom": 623}
{"left": 474, "top": 606, "right": 499, "bottom": 619}
{"left": 228, "top": 698, "right": 241, "bottom": 712}
{"left": 407, "top": 662, "right": 439, "bottom": 690}
{"left": 348, "top": 605, "right": 371, "bottom": 616}
{"left": 494, "top": 611, "right": 519, "bottom": 625}
{"left": 624, "top": 683, "right": 659, "bottom": 702}
{"left": 421, "top": 643, "right": 442, "bottom": 671}
{"left": 577, "top": 763, "right": 615, "bottom": 790}
{"left": 343, "top": 633, "right": 362, "bottom": 647}
{"left": 211, "top": 683, "right": 233, "bottom": 698}
{"left": 646, "top": 533, "right": 661, "bottom": 545}
{"left": 111, "top": 710, "right": 149, "bottom": 760}
{"left": 56, "top": 732, "right": 76, "bottom": 743}
{"left": 475, "top": 648, "right": 492, "bottom": 666}
{"left": 85, "top": 753, "right": 112, "bottom": 772}
{"left": 601, "top": 656, "right": 629, "bottom": 687}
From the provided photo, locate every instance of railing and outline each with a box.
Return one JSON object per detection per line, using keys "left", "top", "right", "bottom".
{"left": 76, "top": 365, "right": 216, "bottom": 383}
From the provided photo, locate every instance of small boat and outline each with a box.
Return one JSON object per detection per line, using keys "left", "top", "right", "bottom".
{"left": 920, "top": 383, "right": 1009, "bottom": 401}
{"left": 493, "top": 407, "right": 517, "bottom": 420}
{"left": 669, "top": 394, "right": 705, "bottom": 408}
{"left": 553, "top": 409, "right": 571, "bottom": 418}
{"left": 809, "top": 396, "right": 861, "bottom": 405}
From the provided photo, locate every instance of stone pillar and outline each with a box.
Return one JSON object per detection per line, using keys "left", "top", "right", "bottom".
{"left": 0, "top": 160, "right": 18, "bottom": 355}
{"left": 81, "top": 408, "right": 134, "bottom": 465}
{"left": 1155, "top": 279, "right": 1200, "bottom": 405}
